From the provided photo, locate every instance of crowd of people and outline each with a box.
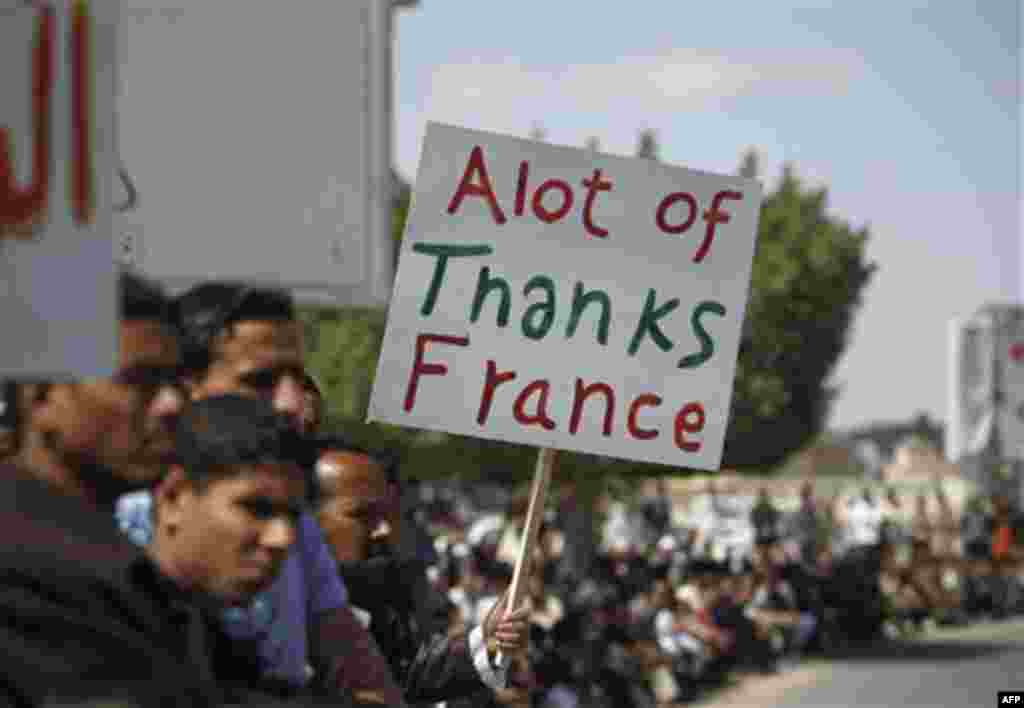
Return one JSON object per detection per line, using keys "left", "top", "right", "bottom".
{"left": 399, "top": 474, "right": 1024, "bottom": 707}
{"left": 2, "top": 271, "right": 1023, "bottom": 708}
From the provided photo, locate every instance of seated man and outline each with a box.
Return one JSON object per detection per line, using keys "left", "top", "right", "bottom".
{"left": 745, "top": 545, "right": 816, "bottom": 663}
{"left": 0, "top": 273, "right": 223, "bottom": 707}
{"left": 313, "top": 441, "right": 529, "bottom": 706}
{"left": 145, "top": 394, "right": 317, "bottom": 694}
{"left": 678, "top": 560, "right": 738, "bottom": 681}
{"left": 696, "top": 560, "right": 777, "bottom": 675}
{"left": 750, "top": 487, "right": 781, "bottom": 546}
{"left": 651, "top": 580, "right": 710, "bottom": 700}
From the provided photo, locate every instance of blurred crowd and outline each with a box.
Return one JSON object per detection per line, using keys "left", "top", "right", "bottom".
{"left": 405, "top": 474, "right": 1024, "bottom": 707}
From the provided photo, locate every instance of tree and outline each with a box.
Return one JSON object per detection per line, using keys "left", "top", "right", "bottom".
{"left": 391, "top": 169, "right": 412, "bottom": 270}
{"left": 722, "top": 154, "right": 876, "bottom": 470}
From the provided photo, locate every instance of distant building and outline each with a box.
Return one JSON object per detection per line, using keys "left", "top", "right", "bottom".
{"left": 839, "top": 412, "right": 945, "bottom": 465}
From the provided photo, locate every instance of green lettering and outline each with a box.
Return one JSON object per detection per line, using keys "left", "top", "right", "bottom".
{"left": 521, "top": 275, "right": 557, "bottom": 340}
{"left": 678, "top": 301, "right": 727, "bottom": 368}
{"left": 412, "top": 243, "right": 493, "bottom": 316}
{"left": 566, "top": 282, "right": 611, "bottom": 345}
{"left": 627, "top": 289, "right": 680, "bottom": 356}
{"left": 471, "top": 266, "right": 511, "bottom": 327}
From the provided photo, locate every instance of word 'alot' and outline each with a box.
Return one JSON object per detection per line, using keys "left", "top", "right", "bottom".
{"left": 446, "top": 144, "right": 744, "bottom": 263}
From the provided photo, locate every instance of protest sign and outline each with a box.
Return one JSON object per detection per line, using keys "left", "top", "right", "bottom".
{"left": 369, "top": 123, "right": 762, "bottom": 471}
{"left": 115, "top": 1, "right": 394, "bottom": 306}
{"left": 0, "top": 2, "right": 119, "bottom": 379}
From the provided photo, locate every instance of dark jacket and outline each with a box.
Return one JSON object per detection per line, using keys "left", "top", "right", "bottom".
{"left": 0, "top": 467, "right": 269, "bottom": 708}
{"left": 339, "top": 557, "right": 486, "bottom": 705}
{"left": 750, "top": 500, "right": 781, "bottom": 544}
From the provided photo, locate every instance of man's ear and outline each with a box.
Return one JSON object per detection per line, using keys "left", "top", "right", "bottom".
{"left": 154, "top": 465, "right": 194, "bottom": 528}
{"left": 27, "top": 382, "right": 68, "bottom": 438}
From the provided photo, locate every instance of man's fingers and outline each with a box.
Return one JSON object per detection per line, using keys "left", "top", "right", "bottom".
{"left": 501, "top": 605, "right": 530, "bottom": 621}
{"left": 495, "top": 632, "right": 523, "bottom": 643}
{"left": 497, "top": 620, "right": 528, "bottom": 636}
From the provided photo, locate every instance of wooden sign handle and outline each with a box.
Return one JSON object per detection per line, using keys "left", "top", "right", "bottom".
{"left": 505, "top": 447, "right": 556, "bottom": 618}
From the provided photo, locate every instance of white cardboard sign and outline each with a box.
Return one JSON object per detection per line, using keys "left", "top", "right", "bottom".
{"left": 369, "top": 123, "right": 762, "bottom": 470}
{"left": 0, "top": 2, "right": 118, "bottom": 379}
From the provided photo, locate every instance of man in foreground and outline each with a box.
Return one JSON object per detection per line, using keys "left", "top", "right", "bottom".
{"left": 146, "top": 394, "right": 317, "bottom": 690}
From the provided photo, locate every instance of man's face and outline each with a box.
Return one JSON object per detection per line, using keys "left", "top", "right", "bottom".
{"left": 751, "top": 545, "right": 772, "bottom": 572}
{"left": 189, "top": 319, "right": 306, "bottom": 430}
{"left": 36, "top": 319, "right": 184, "bottom": 492}
{"left": 316, "top": 450, "right": 392, "bottom": 563}
{"left": 158, "top": 463, "right": 307, "bottom": 604}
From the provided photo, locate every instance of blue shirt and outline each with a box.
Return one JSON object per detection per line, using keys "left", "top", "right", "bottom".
{"left": 115, "top": 491, "right": 347, "bottom": 687}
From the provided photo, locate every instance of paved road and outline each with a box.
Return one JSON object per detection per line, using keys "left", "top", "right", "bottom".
{"left": 693, "top": 618, "right": 1024, "bottom": 708}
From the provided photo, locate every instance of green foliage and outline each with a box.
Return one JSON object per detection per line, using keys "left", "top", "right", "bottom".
{"left": 722, "top": 157, "right": 876, "bottom": 469}
{"left": 304, "top": 146, "right": 875, "bottom": 490}
{"left": 391, "top": 191, "right": 410, "bottom": 271}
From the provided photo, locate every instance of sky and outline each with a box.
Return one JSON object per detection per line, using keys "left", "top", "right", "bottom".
{"left": 392, "top": 0, "right": 1021, "bottom": 434}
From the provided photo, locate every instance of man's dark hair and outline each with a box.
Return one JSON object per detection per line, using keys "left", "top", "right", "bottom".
{"left": 121, "top": 270, "right": 176, "bottom": 327}
{"left": 174, "top": 282, "right": 295, "bottom": 374}
{"left": 0, "top": 381, "right": 17, "bottom": 435}
{"left": 176, "top": 394, "right": 316, "bottom": 494}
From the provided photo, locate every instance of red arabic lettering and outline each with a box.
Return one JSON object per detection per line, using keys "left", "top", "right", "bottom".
{"left": 0, "top": 5, "right": 54, "bottom": 237}
{"left": 1, "top": 2, "right": 95, "bottom": 241}
{"left": 71, "top": 1, "right": 92, "bottom": 226}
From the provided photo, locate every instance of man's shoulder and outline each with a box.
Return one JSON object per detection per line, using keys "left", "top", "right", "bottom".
{"left": 0, "top": 471, "right": 228, "bottom": 706}
{"left": 0, "top": 469, "right": 142, "bottom": 577}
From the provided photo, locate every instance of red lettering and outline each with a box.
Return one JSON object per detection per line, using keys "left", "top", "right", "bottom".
{"left": 674, "top": 402, "right": 705, "bottom": 452}
{"left": 403, "top": 333, "right": 469, "bottom": 412}
{"left": 477, "top": 359, "right": 517, "bottom": 425}
{"left": 0, "top": 6, "right": 54, "bottom": 235}
{"left": 569, "top": 379, "right": 615, "bottom": 436}
{"left": 531, "top": 179, "right": 573, "bottom": 223}
{"left": 627, "top": 393, "right": 662, "bottom": 440}
{"left": 514, "top": 161, "right": 529, "bottom": 216}
{"left": 512, "top": 379, "right": 556, "bottom": 430}
{"left": 696, "top": 190, "right": 742, "bottom": 263}
{"left": 655, "top": 192, "right": 697, "bottom": 235}
{"left": 71, "top": 1, "right": 92, "bottom": 226}
{"left": 581, "top": 169, "right": 612, "bottom": 239}
{"left": 446, "top": 145, "right": 506, "bottom": 224}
